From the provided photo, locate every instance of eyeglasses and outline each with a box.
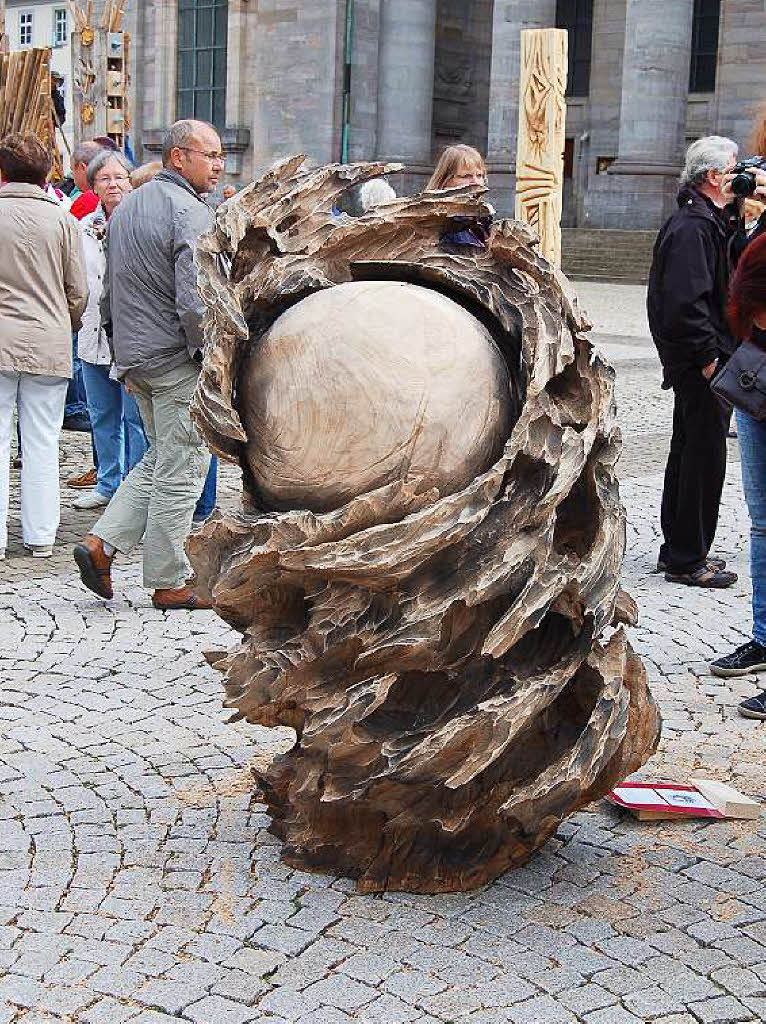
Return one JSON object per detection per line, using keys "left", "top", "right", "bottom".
{"left": 94, "top": 173, "right": 131, "bottom": 186}
{"left": 178, "top": 147, "right": 225, "bottom": 164}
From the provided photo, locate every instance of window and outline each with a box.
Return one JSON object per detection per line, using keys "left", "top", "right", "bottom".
{"left": 176, "top": 0, "right": 228, "bottom": 129}
{"left": 555, "top": 0, "right": 594, "bottom": 98}
{"left": 54, "top": 9, "right": 68, "bottom": 47}
{"left": 19, "top": 11, "right": 33, "bottom": 47}
{"left": 689, "top": 0, "right": 721, "bottom": 93}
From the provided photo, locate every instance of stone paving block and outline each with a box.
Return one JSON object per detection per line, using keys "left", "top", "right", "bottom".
{"left": 508, "top": 993, "right": 576, "bottom": 1022}
{"left": 340, "top": 951, "right": 400, "bottom": 985}
{"left": 303, "top": 975, "right": 377, "bottom": 1011}
{"left": 623, "top": 986, "right": 687, "bottom": 1019}
{"left": 559, "top": 983, "right": 618, "bottom": 1015}
{"left": 87, "top": 965, "right": 148, "bottom": 999}
{"left": 184, "top": 994, "right": 261, "bottom": 1023}
{"left": 253, "top": 924, "right": 314, "bottom": 955}
{"left": 583, "top": 1007, "right": 645, "bottom": 1024}
{"left": 258, "top": 984, "right": 322, "bottom": 1018}
{"left": 356, "top": 993, "right": 421, "bottom": 1023}
{"left": 688, "top": 994, "right": 755, "bottom": 1022}
{"left": 211, "top": 968, "right": 270, "bottom": 1003}
{"left": 384, "top": 969, "right": 449, "bottom": 1002}
{"left": 134, "top": 978, "right": 209, "bottom": 1014}
{"left": 224, "top": 945, "right": 287, "bottom": 976}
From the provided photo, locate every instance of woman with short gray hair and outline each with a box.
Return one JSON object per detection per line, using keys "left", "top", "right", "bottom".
{"left": 73, "top": 151, "right": 147, "bottom": 512}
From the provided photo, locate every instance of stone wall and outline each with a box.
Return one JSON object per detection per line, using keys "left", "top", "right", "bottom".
{"left": 124, "top": 0, "right": 766, "bottom": 227}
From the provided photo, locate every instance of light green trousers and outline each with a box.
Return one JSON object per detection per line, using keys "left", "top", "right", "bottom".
{"left": 92, "top": 360, "right": 210, "bottom": 590}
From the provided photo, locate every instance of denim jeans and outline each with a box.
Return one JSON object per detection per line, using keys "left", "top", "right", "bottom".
{"left": 195, "top": 456, "right": 217, "bottom": 519}
{"left": 65, "top": 334, "right": 89, "bottom": 420}
{"left": 736, "top": 409, "right": 766, "bottom": 645}
{"left": 81, "top": 361, "right": 147, "bottom": 498}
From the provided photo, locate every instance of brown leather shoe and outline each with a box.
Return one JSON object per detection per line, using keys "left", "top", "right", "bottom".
{"left": 73, "top": 534, "right": 114, "bottom": 599}
{"left": 151, "top": 586, "right": 213, "bottom": 611}
{"left": 68, "top": 467, "right": 97, "bottom": 489}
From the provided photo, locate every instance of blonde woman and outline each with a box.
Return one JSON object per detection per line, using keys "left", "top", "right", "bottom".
{"left": 427, "top": 145, "right": 491, "bottom": 250}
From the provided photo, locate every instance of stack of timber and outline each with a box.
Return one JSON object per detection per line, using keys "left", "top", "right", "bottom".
{"left": 0, "top": 47, "right": 53, "bottom": 147}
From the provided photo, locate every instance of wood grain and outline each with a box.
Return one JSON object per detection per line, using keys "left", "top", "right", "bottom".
{"left": 188, "top": 156, "right": 661, "bottom": 892}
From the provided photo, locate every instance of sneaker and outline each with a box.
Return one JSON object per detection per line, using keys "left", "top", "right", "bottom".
{"left": 73, "top": 489, "right": 111, "bottom": 510}
{"left": 24, "top": 544, "right": 53, "bottom": 558}
{"left": 739, "top": 690, "right": 766, "bottom": 720}
{"left": 665, "top": 565, "right": 737, "bottom": 588}
{"left": 656, "top": 556, "right": 726, "bottom": 573}
{"left": 0, "top": 549, "right": 5, "bottom": 560}
{"left": 67, "top": 467, "right": 97, "bottom": 489}
{"left": 710, "top": 640, "right": 766, "bottom": 677}
{"left": 62, "top": 412, "right": 91, "bottom": 432}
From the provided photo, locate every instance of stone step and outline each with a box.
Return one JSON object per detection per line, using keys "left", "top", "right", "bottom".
{"left": 561, "top": 228, "right": 655, "bottom": 284}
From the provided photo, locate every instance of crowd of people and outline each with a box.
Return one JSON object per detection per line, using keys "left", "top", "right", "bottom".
{"left": 2, "top": 114, "right": 765, "bottom": 713}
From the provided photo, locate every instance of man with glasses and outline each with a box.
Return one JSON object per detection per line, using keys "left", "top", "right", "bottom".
{"left": 74, "top": 119, "right": 223, "bottom": 610}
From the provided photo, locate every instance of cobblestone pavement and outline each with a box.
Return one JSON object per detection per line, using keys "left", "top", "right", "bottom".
{"left": 1, "top": 285, "right": 765, "bottom": 1024}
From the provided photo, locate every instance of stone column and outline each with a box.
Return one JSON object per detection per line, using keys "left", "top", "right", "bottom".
{"left": 487, "top": 0, "right": 557, "bottom": 216}
{"left": 587, "top": 0, "right": 695, "bottom": 228}
{"left": 376, "top": 0, "right": 437, "bottom": 193}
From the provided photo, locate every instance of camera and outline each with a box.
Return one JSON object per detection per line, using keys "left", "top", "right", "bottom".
{"left": 730, "top": 156, "right": 766, "bottom": 197}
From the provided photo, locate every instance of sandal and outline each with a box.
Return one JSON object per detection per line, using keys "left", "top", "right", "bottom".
{"left": 664, "top": 565, "right": 737, "bottom": 588}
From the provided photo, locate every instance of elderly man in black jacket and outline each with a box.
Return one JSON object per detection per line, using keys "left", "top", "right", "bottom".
{"left": 647, "top": 136, "right": 739, "bottom": 588}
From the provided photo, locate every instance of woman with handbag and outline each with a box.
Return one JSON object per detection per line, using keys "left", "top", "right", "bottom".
{"left": 710, "top": 232, "right": 766, "bottom": 717}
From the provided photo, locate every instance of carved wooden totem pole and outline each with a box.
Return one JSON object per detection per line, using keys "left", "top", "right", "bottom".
{"left": 188, "top": 156, "right": 661, "bottom": 893}
{"left": 515, "top": 28, "right": 568, "bottom": 267}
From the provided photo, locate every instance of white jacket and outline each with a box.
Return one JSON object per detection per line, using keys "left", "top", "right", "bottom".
{"left": 79, "top": 205, "right": 112, "bottom": 365}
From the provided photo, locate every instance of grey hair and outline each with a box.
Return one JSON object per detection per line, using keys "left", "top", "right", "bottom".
{"left": 162, "top": 119, "right": 216, "bottom": 165}
{"left": 72, "top": 140, "right": 103, "bottom": 167}
{"left": 680, "top": 136, "right": 738, "bottom": 187}
{"left": 86, "top": 149, "right": 133, "bottom": 190}
{"left": 358, "top": 178, "right": 396, "bottom": 213}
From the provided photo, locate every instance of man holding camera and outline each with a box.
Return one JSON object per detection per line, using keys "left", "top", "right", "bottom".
{"left": 647, "top": 136, "right": 739, "bottom": 588}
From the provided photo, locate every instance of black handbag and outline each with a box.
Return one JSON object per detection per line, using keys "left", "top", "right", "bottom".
{"left": 711, "top": 339, "right": 766, "bottom": 420}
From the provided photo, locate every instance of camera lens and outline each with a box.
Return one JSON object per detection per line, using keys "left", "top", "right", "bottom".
{"left": 731, "top": 172, "right": 757, "bottom": 197}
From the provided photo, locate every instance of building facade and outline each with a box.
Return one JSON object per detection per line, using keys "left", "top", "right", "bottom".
{"left": 43, "top": 0, "right": 766, "bottom": 228}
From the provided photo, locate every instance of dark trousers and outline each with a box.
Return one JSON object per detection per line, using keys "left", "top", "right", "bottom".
{"left": 659, "top": 370, "right": 730, "bottom": 573}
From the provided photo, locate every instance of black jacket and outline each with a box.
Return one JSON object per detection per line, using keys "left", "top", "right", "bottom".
{"left": 647, "top": 186, "right": 736, "bottom": 389}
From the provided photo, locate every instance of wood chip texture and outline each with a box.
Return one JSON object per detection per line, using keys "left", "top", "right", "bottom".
{"left": 188, "top": 156, "right": 661, "bottom": 893}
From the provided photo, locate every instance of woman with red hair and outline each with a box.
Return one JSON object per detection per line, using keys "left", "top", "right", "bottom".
{"left": 710, "top": 232, "right": 766, "bottom": 717}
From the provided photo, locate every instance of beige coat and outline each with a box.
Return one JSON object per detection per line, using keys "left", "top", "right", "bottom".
{"left": 0, "top": 182, "right": 88, "bottom": 378}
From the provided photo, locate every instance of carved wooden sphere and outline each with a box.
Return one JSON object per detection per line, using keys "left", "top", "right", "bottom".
{"left": 239, "top": 281, "right": 512, "bottom": 512}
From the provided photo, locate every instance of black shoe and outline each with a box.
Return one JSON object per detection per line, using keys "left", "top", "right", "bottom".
{"left": 656, "top": 556, "right": 726, "bottom": 573}
{"left": 711, "top": 640, "right": 766, "bottom": 677}
{"left": 63, "top": 412, "right": 92, "bottom": 432}
{"left": 665, "top": 565, "right": 737, "bottom": 588}
{"left": 739, "top": 690, "right": 766, "bottom": 720}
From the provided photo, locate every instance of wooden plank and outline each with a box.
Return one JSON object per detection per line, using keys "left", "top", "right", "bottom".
{"left": 514, "top": 28, "right": 568, "bottom": 269}
{"left": 694, "top": 779, "right": 761, "bottom": 820}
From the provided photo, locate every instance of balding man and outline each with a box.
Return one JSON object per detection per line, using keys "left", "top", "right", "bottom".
{"left": 69, "top": 140, "right": 104, "bottom": 220}
{"left": 74, "top": 119, "right": 223, "bottom": 610}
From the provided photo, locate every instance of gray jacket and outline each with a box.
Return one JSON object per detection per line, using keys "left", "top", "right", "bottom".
{"left": 101, "top": 169, "right": 214, "bottom": 379}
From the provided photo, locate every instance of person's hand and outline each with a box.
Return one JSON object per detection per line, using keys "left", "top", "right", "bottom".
{"left": 720, "top": 171, "right": 736, "bottom": 198}
{"left": 753, "top": 169, "right": 766, "bottom": 199}
{"left": 702, "top": 360, "right": 718, "bottom": 380}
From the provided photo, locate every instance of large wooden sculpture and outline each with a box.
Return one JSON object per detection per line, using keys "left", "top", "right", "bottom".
{"left": 515, "top": 28, "right": 568, "bottom": 267}
{"left": 188, "top": 156, "right": 660, "bottom": 893}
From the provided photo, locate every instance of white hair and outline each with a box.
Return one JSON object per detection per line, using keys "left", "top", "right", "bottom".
{"left": 680, "top": 136, "right": 738, "bottom": 187}
{"left": 358, "top": 178, "right": 396, "bottom": 213}
{"left": 86, "top": 150, "right": 133, "bottom": 190}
